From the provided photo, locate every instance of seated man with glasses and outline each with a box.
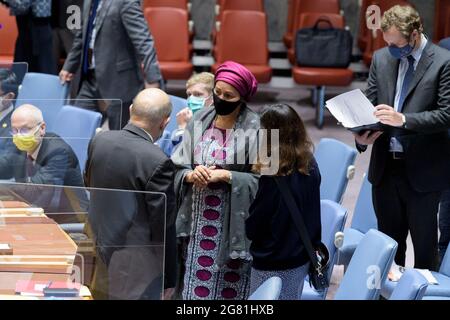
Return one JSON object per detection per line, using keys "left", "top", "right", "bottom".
{"left": 0, "top": 104, "right": 86, "bottom": 222}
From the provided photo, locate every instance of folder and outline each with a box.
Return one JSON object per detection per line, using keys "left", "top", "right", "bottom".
{"left": 347, "top": 122, "right": 387, "bottom": 134}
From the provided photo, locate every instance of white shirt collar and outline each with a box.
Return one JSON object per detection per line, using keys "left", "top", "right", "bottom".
{"left": 141, "top": 128, "right": 154, "bottom": 143}
{"left": 409, "top": 33, "right": 428, "bottom": 63}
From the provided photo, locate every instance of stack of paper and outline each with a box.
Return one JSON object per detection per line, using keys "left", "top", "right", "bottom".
{"left": 416, "top": 269, "right": 439, "bottom": 285}
{"left": 325, "top": 89, "right": 380, "bottom": 131}
{"left": 388, "top": 264, "right": 439, "bottom": 285}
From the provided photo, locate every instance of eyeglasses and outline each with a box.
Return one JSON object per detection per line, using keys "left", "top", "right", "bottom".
{"left": 10, "top": 122, "right": 42, "bottom": 136}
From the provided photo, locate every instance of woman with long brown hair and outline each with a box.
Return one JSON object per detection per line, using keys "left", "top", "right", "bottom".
{"left": 246, "top": 103, "right": 322, "bottom": 300}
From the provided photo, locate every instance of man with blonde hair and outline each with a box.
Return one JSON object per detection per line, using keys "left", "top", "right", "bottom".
{"left": 354, "top": 5, "right": 450, "bottom": 270}
{"left": 168, "top": 72, "right": 214, "bottom": 152}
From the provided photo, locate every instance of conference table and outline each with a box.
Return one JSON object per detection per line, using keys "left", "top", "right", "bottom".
{"left": 0, "top": 187, "right": 91, "bottom": 299}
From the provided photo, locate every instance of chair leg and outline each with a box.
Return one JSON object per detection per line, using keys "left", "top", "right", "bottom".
{"left": 315, "top": 86, "right": 325, "bottom": 129}
{"left": 311, "top": 88, "right": 318, "bottom": 106}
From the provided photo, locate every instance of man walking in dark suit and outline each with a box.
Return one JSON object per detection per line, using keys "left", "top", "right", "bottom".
{"left": 354, "top": 5, "right": 450, "bottom": 270}
{"left": 3, "top": 0, "right": 56, "bottom": 74}
{"left": 84, "top": 88, "right": 177, "bottom": 300}
{"left": 59, "top": 0, "right": 162, "bottom": 130}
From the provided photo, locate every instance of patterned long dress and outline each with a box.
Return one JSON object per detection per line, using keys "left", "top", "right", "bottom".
{"left": 182, "top": 126, "right": 250, "bottom": 300}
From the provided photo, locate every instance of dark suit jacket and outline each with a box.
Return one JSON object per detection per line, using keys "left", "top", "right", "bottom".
{"left": 246, "top": 159, "right": 322, "bottom": 271}
{"left": 0, "top": 132, "right": 86, "bottom": 217}
{"left": 362, "top": 41, "right": 450, "bottom": 192}
{"left": 84, "top": 123, "right": 177, "bottom": 299}
{"left": 63, "top": 0, "right": 162, "bottom": 102}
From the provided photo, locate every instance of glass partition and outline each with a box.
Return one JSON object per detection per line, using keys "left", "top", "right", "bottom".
{"left": 0, "top": 182, "right": 168, "bottom": 300}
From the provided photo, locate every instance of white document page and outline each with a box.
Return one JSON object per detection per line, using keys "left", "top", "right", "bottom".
{"left": 325, "top": 89, "right": 379, "bottom": 128}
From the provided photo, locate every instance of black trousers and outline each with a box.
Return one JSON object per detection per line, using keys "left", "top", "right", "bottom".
{"left": 372, "top": 156, "right": 441, "bottom": 270}
{"left": 14, "top": 13, "right": 56, "bottom": 75}
{"left": 74, "top": 70, "right": 130, "bottom": 130}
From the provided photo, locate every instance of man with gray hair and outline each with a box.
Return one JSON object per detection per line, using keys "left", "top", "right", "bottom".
{"left": 84, "top": 88, "right": 177, "bottom": 300}
{"left": 0, "top": 104, "right": 86, "bottom": 220}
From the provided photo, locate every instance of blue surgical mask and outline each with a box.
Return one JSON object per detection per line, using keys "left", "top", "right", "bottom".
{"left": 388, "top": 39, "right": 416, "bottom": 59}
{"left": 187, "top": 95, "right": 208, "bottom": 113}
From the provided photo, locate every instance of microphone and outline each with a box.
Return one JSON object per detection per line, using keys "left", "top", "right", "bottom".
{"left": 334, "top": 231, "right": 344, "bottom": 248}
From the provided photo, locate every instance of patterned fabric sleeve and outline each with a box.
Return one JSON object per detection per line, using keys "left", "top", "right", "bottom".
{"left": 6, "top": 0, "right": 51, "bottom": 17}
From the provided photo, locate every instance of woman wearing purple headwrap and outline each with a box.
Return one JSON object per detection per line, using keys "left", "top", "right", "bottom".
{"left": 172, "top": 61, "right": 260, "bottom": 300}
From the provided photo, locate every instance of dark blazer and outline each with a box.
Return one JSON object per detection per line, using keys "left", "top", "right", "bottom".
{"left": 63, "top": 0, "right": 162, "bottom": 102}
{"left": 246, "top": 159, "right": 322, "bottom": 271}
{"left": 362, "top": 41, "right": 450, "bottom": 192}
{"left": 0, "top": 132, "right": 86, "bottom": 217}
{"left": 84, "top": 123, "right": 177, "bottom": 299}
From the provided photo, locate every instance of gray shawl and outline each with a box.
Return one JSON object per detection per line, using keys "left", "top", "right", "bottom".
{"left": 171, "top": 104, "right": 260, "bottom": 266}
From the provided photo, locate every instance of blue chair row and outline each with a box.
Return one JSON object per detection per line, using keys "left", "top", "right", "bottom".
{"left": 381, "top": 243, "right": 450, "bottom": 299}
{"left": 250, "top": 231, "right": 426, "bottom": 300}
{"left": 15, "top": 72, "right": 183, "bottom": 159}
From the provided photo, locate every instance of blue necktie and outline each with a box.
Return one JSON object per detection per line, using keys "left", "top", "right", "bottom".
{"left": 82, "top": 0, "right": 101, "bottom": 74}
{"left": 398, "top": 55, "right": 415, "bottom": 112}
{"left": 390, "top": 55, "right": 416, "bottom": 152}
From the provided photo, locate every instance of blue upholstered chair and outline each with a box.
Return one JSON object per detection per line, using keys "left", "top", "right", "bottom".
{"left": 166, "top": 94, "right": 188, "bottom": 134}
{"left": 314, "top": 138, "right": 357, "bottom": 203}
{"left": 337, "top": 174, "right": 378, "bottom": 267}
{"left": 53, "top": 106, "right": 102, "bottom": 173}
{"left": 389, "top": 269, "right": 428, "bottom": 300}
{"left": 300, "top": 200, "right": 347, "bottom": 300}
{"left": 16, "top": 73, "right": 68, "bottom": 131}
{"left": 335, "top": 229, "right": 397, "bottom": 300}
{"left": 382, "top": 243, "right": 450, "bottom": 299}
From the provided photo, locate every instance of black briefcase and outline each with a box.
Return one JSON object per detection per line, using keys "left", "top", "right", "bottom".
{"left": 295, "top": 17, "right": 353, "bottom": 68}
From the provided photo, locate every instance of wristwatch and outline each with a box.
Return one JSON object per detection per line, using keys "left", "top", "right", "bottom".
{"left": 228, "top": 172, "right": 233, "bottom": 184}
{"left": 401, "top": 114, "right": 407, "bottom": 128}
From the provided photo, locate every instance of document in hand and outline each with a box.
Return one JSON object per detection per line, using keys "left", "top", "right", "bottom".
{"left": 325, "top": 89, "right": 385, "bottom": 133}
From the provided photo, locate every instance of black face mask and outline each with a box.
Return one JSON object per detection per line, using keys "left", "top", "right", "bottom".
{"left": 213, "top": 93, "right": 241, "bottom": 116}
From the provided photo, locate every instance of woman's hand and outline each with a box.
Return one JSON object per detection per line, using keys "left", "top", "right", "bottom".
{"left": 185, "top": 166, "right": 212, "bottom": 188}
{"left": 208, "top": 169, "right": 231, "bottom": 184}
